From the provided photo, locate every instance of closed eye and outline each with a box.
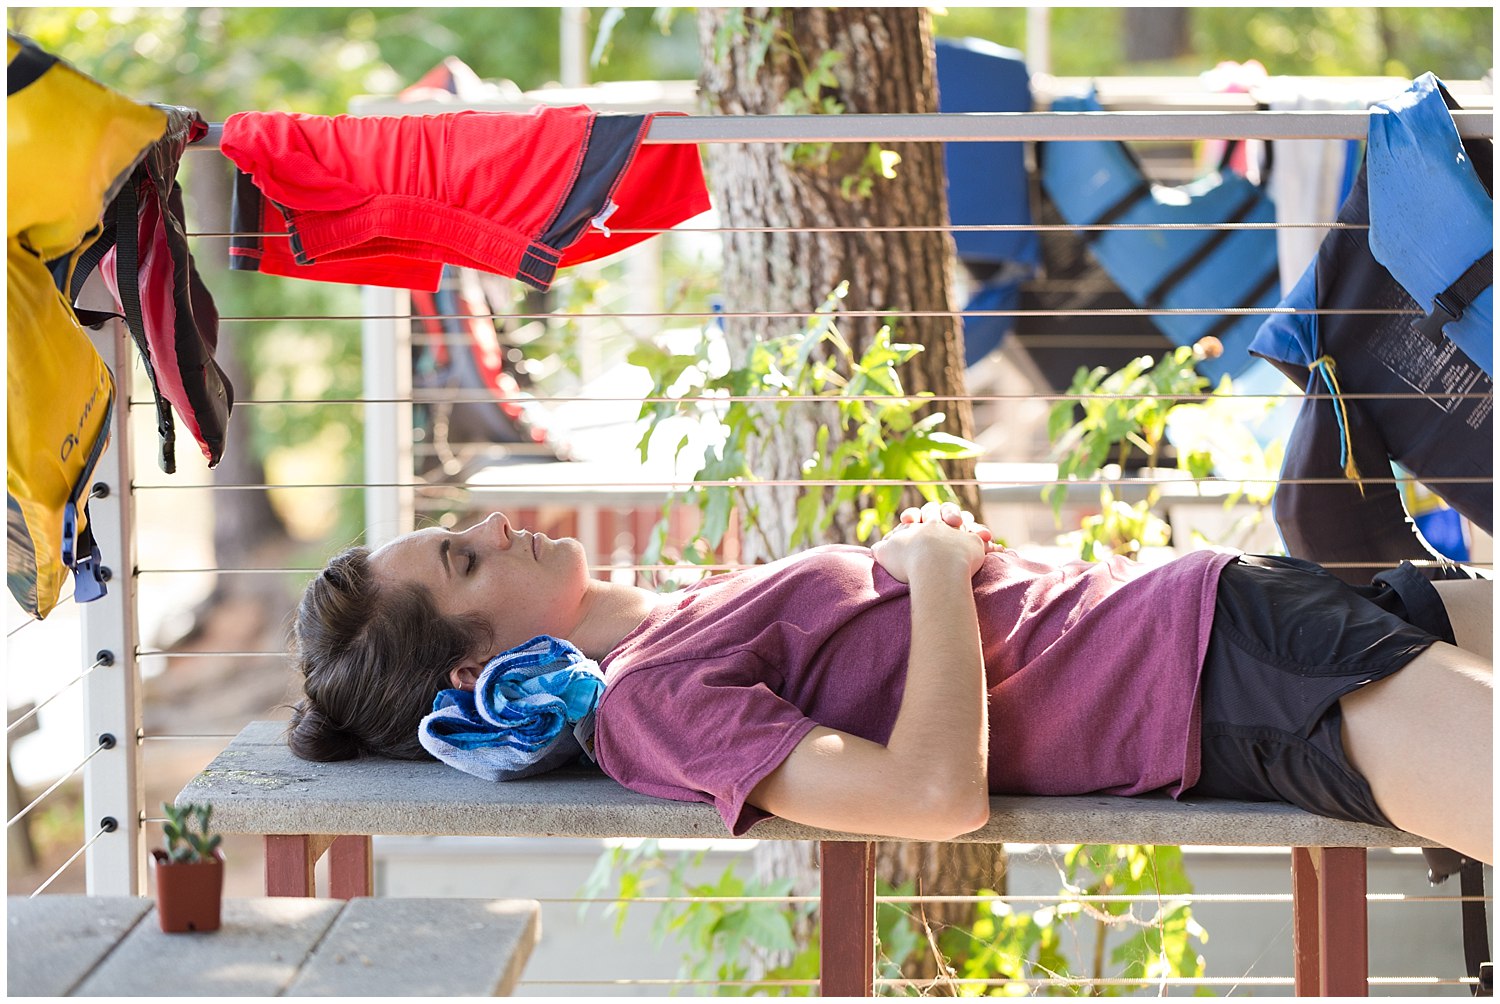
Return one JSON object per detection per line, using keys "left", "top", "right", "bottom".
{"left": 463, "top": 550, "right": 476, "bottom": 575}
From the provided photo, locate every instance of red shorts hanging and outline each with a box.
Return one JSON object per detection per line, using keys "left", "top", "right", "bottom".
{"left": 221, "top": 105, "right": 710, "bottom": 292}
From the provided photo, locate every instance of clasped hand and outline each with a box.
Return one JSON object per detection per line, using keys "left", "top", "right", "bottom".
{"left": 871, "top": 501, "right": 999, "bottom": 583}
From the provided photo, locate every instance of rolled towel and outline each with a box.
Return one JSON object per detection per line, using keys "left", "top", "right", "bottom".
{"left": 418, "top": 635, "right": 605, "bottom": 781}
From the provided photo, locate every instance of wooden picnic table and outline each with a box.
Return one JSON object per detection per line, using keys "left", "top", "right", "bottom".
{"left": 7, "top": 895, "right": 538, "bottom": 996}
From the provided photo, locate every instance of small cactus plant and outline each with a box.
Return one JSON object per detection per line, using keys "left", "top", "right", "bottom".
{"left": 161, "top": 802, "right": 222, "bottom": 864}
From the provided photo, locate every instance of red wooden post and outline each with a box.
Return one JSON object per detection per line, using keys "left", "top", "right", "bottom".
{"left": 1317, "top": 847, "right": 1368, "bottom": 997}
{"left": 819, "top": 841, "right": 875, "bottom": 996}
{"left": 265, "top": 834, "right": 329, "bottom": 896}
{"left": 1291, "top": 847, "right": 1321, "bottom": 996}
{"left": 328, "top": 835, "right": 374, "bottom": 899}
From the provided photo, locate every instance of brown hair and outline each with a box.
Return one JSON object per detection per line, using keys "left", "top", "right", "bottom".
{"left": 288, "top": 546, "right": 491, "bottom": 761}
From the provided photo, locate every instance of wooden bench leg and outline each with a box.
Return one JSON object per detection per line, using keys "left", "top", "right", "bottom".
{"left": 1291, "top": 846, "right": 1368, "bottom": 997}
{"left": 329, "top": 835, "right": 373, "bottom": 899}
{"left": 266, "top": 834, "right": 323, "bottom": 896}
{"left": 265, "top": 835, "right": 373, "bottom": 898}
{"left": 819, "top": 840, "right": 875, "bottom": 996}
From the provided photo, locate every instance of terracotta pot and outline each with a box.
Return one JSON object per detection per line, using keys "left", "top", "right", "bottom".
{"left": 152, "top": 850, "right": 224, "bottom": 933}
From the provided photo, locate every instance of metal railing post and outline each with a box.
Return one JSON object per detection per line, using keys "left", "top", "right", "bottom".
{"left": 80, "top": 317, "right": 142, "bottom": 895}
{"left": 362, "top": 284, "right": 413, "bottom": 546}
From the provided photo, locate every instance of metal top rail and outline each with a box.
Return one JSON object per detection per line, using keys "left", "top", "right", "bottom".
{"left": 192, "top": 107, "right": 1495, "bottom": 150}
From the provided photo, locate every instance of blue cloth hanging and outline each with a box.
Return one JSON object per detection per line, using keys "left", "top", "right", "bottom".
{"left": 1366, "top": 72, "right": 1492, "bottom": 376}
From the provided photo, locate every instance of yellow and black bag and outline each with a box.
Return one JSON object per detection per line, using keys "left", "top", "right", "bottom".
{"left": 7, "top": 34, "right": 165, "bottom": 618}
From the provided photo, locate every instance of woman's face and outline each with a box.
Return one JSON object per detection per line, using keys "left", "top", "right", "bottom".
{"left": 367, "top": 512, "right": 591, "bottom": 660}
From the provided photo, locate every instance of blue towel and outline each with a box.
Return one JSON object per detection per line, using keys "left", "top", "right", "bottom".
{"left": 418, "top": 635, "right": 605, "bottom": 781}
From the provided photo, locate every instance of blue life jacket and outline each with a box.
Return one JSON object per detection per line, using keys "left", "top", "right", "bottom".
{"left": 1039, "top": 91, "right": 1281, "bottom": 383}
{"left": 934, "top": 38, "right": 1039, "bottom": 366}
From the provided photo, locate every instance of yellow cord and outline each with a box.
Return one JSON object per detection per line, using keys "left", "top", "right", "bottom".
{"left": 1311, "top": 354, "right": 1364, "bottom": 493}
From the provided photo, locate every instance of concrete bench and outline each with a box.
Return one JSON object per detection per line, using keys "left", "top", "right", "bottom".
{"left": 178, "top": 720, "right": 1438, "bottom": 996}
{"left": 7, "top": 894, "right": 538, "bottom": 996}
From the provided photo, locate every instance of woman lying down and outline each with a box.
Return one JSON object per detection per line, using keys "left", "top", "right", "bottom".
{"left": 289, "top": 504, "right": 1493, "bottom": 863}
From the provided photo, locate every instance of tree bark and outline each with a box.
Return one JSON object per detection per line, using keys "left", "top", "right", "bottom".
{"left": 699, "top": 8, "right": 1000, "bottom": 981}
{"left": 698, "top": 6, "right": 979, "bottom": 562}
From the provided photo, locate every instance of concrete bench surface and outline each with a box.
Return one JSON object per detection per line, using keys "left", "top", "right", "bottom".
{"left": 177, "top": 721, "right": 1433, "bottom": 848}
{"left": 8, "top": 895, "right": 538, "bottom": 997}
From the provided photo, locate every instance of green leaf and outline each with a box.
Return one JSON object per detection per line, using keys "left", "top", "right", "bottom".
{"left": 906, "top": 431, "right": 983, "bottom": 458}
{"left": 701, "top": 486, "right": 733, "bottom": 549}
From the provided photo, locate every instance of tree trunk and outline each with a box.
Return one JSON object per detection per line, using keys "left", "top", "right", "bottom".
{"left": 698, "top": 6, "right": 979, "bottom": 563}
{"left": 1122, "top": 8, "right": 1191, "bottom": 63}
{"left": 699, "top": 7, "right": 1000, "bottom": 982}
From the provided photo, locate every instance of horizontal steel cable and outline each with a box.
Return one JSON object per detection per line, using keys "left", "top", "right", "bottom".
{"left": 28, "top": 820, "right": 114, "bottom": 898}
{"left": 126, "top": 389, "right": 1495, "bottom": 406}
{"left": 7, "top": 736, "right": 112, "bottom": 829}
{"left": 126, "top": 475, "right": 1494, "bottom": 490}
{"left": 188, "top": 220, "right": 1364, "bottom": 239}
{"left": 7, "top": 654, "right": 111, "bottom": 736}
{"left": 129, "top": 560, "right": 1493, "bottom": 576}
{"left": 513, "top": 975, "right": 1475, "bottom": 987}
{"left": 216, "top": 306, "right": 1422, "bottom": 322}
{"left": 477, "top": 891, "right": 1493, "bottom": 905}
{"left": 137, "top": 733, "right": 238, "bottom": 741}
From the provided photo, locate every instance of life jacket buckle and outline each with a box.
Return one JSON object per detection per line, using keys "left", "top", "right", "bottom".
{"left": 1413, "top": 290, "right": 1462, "bottom": 346}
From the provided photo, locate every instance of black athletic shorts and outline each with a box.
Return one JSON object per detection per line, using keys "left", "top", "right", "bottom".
{"left": 1184, "top": 554, "right": 1454, "bottom": 827}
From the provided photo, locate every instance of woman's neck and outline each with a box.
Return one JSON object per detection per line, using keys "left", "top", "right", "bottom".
{"left": 569, "top": 580, "right": 667, "bottom": 660}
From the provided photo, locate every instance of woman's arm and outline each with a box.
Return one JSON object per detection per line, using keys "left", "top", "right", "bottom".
{"left": 747, "top": 502, "right": 993, "bottom": 840}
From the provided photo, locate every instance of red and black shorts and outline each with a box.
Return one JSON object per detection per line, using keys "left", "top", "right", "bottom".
{"left": 1185, "top": 554, "right": 1458, "bottom": 827}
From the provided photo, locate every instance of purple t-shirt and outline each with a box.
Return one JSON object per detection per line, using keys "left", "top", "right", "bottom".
{"left": 594, "top": 544, "right": 1237, "bottom": 835}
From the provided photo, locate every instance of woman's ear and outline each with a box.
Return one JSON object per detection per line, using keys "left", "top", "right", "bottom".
{"left": 448, "top": 663, "right": 482, "bottom": 692}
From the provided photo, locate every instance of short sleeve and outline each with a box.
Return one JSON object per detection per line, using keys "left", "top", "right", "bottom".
{"left": 593, "top": 653, "right": 819, "bottom": 835}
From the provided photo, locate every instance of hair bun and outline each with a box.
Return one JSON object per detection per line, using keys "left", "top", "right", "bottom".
{"left": 287, "top": 701, "right": 363, "bottom": 762}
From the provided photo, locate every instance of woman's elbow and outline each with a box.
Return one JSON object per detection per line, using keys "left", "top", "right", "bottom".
{"left": 905, "top": 781, "right": 991, "bottom": 841}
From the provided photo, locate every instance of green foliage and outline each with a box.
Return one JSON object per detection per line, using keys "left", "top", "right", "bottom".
{"left": 160, "top": 802, "right": 222, "bottom": 865}
{"left": 934, "top": 846, "right": 1206, "bottom": 996}
{"left": 930, "top": 7, "right": 1491, "bottom": 79}
{"left": 1044, "top": 344, "right": 1210, "bottom": 559}
{"left": 582, "top": 840, "right": 924, "bottom": 995}
{"left": 631, "top": 282, "right": 982, "bottom": 568}
{"left": 1045, "top": 341, "right": 1284, "bottom": 560}
{"left": 586, "top": 841, "right": 1210, "bottom": 994}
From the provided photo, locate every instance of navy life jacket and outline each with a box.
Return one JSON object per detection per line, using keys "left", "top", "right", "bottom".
{"left": 1249, "top": 75, "right": 1492, "bottom": 577}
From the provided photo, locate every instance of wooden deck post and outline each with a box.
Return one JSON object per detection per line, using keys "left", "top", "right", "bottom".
{"left": 819, "top": 840, "right": 875, "bottom": 996}
{"left": 1291, "top": 846, "right": 1368, "bottom": 997}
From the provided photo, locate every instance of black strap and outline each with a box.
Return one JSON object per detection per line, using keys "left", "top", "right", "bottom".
{"left": 6, "top": 35, "right": 57, "bottom": 95}
{"left": 67, "top": 220, "right": 117, "bottom": 304}
{"left": 1460, "top": 859, "right": 1491, "bottom": 996}
{"left": 1081, "top": 179, "right": 1153, "bottom": 244}
{"left": 110, "top": 174, "right": 179, "bottom": 474}
{"left": 1413, "top": 250, "right": 1494, "bottom": 346}
{"left": 1143, "top": 185, "right": 1267, "bottom": 308}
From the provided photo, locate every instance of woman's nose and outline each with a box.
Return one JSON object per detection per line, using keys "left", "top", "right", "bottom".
{"left": 465, "top": 511, "right": 512, "bottom": 545}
